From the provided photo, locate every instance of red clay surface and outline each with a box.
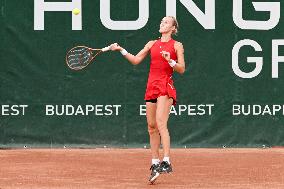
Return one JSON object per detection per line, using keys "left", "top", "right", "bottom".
{"left": 0, "top": 148, "right": 284, "bottom": 189}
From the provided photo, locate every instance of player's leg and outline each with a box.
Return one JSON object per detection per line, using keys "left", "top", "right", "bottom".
{"left": 155, "top": 95, "right": 173, "bottom": 173}
{"left": 146, "top": 101, "right": 160, "bottom": 159}
{"left": 146, "top": 101, "right": 160, "bottom": 183}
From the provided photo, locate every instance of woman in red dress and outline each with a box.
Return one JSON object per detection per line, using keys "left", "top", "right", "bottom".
{"left": 110, "top": 16, "right": 185, "bottom": 183}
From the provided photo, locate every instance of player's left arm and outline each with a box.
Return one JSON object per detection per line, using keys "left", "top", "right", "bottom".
{"left": 173, "top": 41, "right": 185, "bottom": 74}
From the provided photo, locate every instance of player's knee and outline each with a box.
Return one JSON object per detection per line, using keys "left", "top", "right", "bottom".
{"left": 148, "top": 128, "right": 158, "bottom": 135}
{"left": 156, "top": 118, "right": 167, "bottom": 129}
{"left": 157, "top": 126, "right": 168, "bottom": 134}
{"left": 147, "top": 123, "right": 158, "bottom": 135}
{"left": 156, "top": 122, "right": 168, "bottom": 133}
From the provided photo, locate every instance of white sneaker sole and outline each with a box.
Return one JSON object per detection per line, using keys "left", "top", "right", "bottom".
{"left": 149, "top": 172, "right": 160, "bottom": 184}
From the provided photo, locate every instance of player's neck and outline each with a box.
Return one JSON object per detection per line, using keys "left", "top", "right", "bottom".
{"left": 160, "top": 34, "right": 172, "bottom": 42}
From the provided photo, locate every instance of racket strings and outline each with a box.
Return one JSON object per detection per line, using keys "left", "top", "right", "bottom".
{"left": 67, "top": 47, "right": 92, "bottom": 70}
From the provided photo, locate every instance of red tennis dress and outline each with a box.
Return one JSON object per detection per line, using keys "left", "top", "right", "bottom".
{"left": 144, "top": 39, "right": 177, "bottom": 104}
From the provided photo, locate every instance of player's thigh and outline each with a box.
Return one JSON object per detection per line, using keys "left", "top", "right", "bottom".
{"left": 156, "top": 95, "right": 173, "bottom": 125}
{"left": 146, "top": 102, "right": 157, "bottom": 127}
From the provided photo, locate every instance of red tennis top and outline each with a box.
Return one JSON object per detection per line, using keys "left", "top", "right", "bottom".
{"left": 144, "top": 39, "right": 177, "bottom": 104}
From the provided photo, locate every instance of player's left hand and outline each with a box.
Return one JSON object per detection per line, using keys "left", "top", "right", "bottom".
{"left": 161, "top": 51, "right": 171, "bottom": 61}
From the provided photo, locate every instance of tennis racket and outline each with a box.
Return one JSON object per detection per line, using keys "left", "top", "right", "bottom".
{"left": 66, "top": 45, "right": 111, "bottom": 70}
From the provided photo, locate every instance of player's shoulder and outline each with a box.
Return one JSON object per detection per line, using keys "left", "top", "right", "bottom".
{"left": 174, "top": 41, "right": 184, "bottom": 51}
{"left": 145, "top": 40, "right": 157, "bottom": 49}
{"left": 174, "top": 40, "right": 183, "bottom": 48}
{"left": 147, "top": 40, "right": 157, "bottom": 46}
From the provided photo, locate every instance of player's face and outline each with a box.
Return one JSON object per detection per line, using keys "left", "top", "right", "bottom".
{"left": 159, "top": 17, "right": 175, "bottom": 34}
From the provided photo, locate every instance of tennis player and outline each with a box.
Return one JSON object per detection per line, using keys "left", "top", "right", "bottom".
{"left": 110, "top": 16, "right": 185, "bottom": 183}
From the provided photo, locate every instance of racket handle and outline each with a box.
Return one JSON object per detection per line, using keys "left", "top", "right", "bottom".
{"left": 101, "top": 46, "right": 111, "bottom": 52}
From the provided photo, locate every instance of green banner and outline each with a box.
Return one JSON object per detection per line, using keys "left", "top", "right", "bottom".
{"left": 1, "top": 0, "right": 284, "bottom": 147}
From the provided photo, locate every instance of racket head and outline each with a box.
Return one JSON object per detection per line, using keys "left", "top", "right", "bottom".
{"left": 66, "top": 46, "right": 101, "bottom": 71}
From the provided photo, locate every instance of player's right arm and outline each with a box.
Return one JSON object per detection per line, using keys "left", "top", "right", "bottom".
{"left": 110, "top": 41, "right": 155, "bottom": 65}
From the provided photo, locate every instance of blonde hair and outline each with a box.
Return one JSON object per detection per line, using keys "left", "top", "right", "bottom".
{"left": 168, "top": 16, "right": 179, "bottom": 35}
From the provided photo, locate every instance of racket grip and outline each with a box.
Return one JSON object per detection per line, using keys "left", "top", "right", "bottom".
{"left": 101, "top": 46, "right": 111, "bottom": 52}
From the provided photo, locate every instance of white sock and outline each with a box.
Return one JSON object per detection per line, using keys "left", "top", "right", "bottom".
{"left": 152, "top": 159, "right": 160, "bottom": 165}
{"left": 163, "top": 157, "right": 170, "bottom": 164}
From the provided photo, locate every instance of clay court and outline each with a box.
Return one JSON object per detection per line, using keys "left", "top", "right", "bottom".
{"left": 1, "top": 148, "right": 284, "bottom": 189}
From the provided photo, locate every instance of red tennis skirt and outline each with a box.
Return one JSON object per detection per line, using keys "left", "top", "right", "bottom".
{"left": 144, "top": 77, "right": 177, "bottom": 105}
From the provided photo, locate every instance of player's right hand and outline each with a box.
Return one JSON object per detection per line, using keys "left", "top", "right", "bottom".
{"left": 110, "top": 43, "right": 123, "bottom": 51}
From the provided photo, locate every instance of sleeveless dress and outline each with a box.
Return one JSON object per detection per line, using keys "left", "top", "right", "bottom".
{"left": 144, "top": 39, "right": 177, "bottom": 105}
